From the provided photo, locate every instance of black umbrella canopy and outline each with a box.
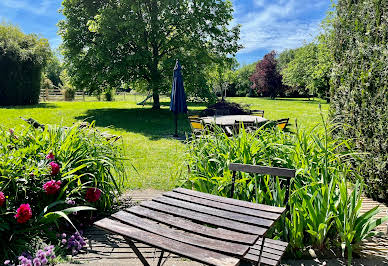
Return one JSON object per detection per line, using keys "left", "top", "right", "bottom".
{"left": 170, "top": 60, "right": 187, "bottom": 137}
{"left": 170, "top": 60, "right": 187, "bottom": 114}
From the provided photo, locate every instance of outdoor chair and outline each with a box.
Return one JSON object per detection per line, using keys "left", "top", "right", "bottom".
{"left": 228, "top": 163, "right": 295, "bottom": 265}
{"left": 189, "top": 117, "right": 205, "bottom": 136}
{"left": 235, "top": 120, "right": 259, "bottom": 134}
{"left": 275, "top": 118, "right": 289, "bottom": 131}
{"left": 251, "top": 110, "right": 265, "bottom": 117}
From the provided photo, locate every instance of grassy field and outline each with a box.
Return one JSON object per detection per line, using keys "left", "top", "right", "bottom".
{"left": 0, "top": 95, "right": 329, "bottom": 191}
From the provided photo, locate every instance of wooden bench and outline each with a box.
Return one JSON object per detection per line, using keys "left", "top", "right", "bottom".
{"left": 95, "top": 164, "right": 295, "bottom": 266}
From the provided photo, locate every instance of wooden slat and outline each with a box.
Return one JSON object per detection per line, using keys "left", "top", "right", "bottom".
{"left": 247, "top": 248, "right": 282, "bottom": 259}
{"left": 94, "top": 218, "right": 240, "bottom": 266}
{"left": 174, "top": 188, "right": 285, "bottom": 214}
{"left": 164, "top": 191, "right": 280, "bottom": 221}
{"left": 140, "top": 200, "right": 266, "bottom": 235}
{"left": 243, "top": 253, "right": 278, "bottom": 266}
{"left": 252, "top": 238, "right": 288, "bottom": 249}
{"left": 243, "top": 238, "right": 288, "bottom": 266}
{"left": 111, "top": 211, "right": 249, "bottom": 257}
{"left": 127, "top": 206, "right": 257, "bottom": 245}
{"left": 229, "top": 163, "right": 295, "bottom": 178}
{"left": 153, "top": 196, "right": 274, "bottom": 228}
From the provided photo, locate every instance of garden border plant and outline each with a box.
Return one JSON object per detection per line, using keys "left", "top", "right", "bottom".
{"left": 182, "top": 116, "right": 388, "bottom": 264}
{"left": 0, "top": 122, "right": 127, "bottom": 264}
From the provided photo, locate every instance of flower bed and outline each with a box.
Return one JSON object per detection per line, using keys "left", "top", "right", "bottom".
{"left": 0, "top": 122, "right": 126, "bottom": 264}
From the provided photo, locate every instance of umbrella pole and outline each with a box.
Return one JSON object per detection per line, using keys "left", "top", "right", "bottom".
{"left": 174, "top": 112, "right": 178, "bottom": 137}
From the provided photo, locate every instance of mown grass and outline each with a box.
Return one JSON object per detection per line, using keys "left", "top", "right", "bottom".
{"left": 0, "top": 95, "right": 329, "bottom": 190}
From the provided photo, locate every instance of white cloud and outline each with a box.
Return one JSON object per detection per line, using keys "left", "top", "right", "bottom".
{"left": 0, "top": 0, "right": 52, "bottom": 15}
{"left": 234, "top": 0, "right": 328, "bottom": 54}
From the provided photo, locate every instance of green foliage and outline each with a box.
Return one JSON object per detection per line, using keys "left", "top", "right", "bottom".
{"left": 41, "top": 77, "right": 53, "bottom": 94}
{"left": 280, "top": 13, "right": 334, "bottom": 101}
{"left": 231, "top": 62, "right": 257, "bottom": 97}
{"left": 59, "top": 69, "right": 75, "bottom": 101}
{"left": 104, "top": 87, "right": 115, "bottom": 102}
{"left": 0, "top": 23, "right": 50, "bottom": 106}
{"left": 59, "top": 0, "right": 241, "bottom": 108}
{"left": 183, "top": 121, "right": 387, "bottom": 260}
{"left": 0, "top": 123, "right": 126, "bottom": 259}
{"left": 331, "top": 0, "right": 388, "bottom": 201}
{"left": 44, "top": 49, "right": 63, "bottom": 87}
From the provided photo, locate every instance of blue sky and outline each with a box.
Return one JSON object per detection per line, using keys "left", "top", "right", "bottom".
{"left": 0, "top": 0, "right": 332, "bottom": 66}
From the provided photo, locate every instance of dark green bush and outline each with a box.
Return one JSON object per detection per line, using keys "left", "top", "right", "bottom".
{"left": 331, "top": 0, "right": 388, "bottom": 201}
{"left": 0, "top": 23, "right": 50, "bottom": 106}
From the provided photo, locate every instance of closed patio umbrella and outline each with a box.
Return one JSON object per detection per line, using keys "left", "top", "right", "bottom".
{"left": 170, "top": 59, "right": 188, "bottom": 137}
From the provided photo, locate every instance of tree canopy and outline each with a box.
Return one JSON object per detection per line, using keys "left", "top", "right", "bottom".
{"left": 59, "top": 0, "right": 240, "bottom": 108}
{"left": 0, "top": 23, "right": 50, "bottom": 106}
{"left": 249, "top": 51, "right": 283, "bottom": 99}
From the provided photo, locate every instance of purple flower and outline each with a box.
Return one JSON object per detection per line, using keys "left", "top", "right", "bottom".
{"left": 45, "top": 152, "right": 55, "bottom": 161}
{"left": 41, "top": 258, "right": 48, "bottom": 265}
{"left": 65, "top": 198, "right": 75, "bottom": 205}
{"left": 4, "top": 260, "right": 10, "bottom": 265}
{"left": 61, "top": 239, "right": 67, "bottom": 244}
{"left": 61, "top": 233, "right": 66, "bottom": 238}
{"left": 33, "top": 258, "right": 41, "bottom": 266}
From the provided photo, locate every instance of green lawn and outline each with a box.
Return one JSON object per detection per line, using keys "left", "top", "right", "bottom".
{"left": 0, "top": 95, "right": 328, "bottom": 191}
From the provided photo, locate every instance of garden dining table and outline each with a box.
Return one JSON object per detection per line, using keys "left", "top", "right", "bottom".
{"left": 201, "top": 115, "right": 267, "bottom": 127}
{"left": 94, "top": 187, "right": 288, "bottom": 266}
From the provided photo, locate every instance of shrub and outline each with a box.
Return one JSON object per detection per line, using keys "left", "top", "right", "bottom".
{"left": 0, "top": 23, "right": 50, "bottom": 106}
{"left": 104, "top": 87, "right": 115, "bottom": 102}
{"left": 331, "top": 0, "right": 388, "bottom": 202}
{"left": 183, "top": 121, "right": 387, "bottom": 261}
{"left": 61, "top": 84, "right": 75, "bottom": 101}
{"left": 0, "top": 122, "right": 126, "bottom": 261}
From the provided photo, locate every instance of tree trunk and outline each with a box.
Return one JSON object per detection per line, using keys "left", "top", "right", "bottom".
{"left": 152, "top": 90, "right": 160, "bottom": 109}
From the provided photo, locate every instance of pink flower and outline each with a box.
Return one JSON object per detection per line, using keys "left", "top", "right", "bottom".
{"left": 46, "top": 152, "right": 55, "bottom": 161}
{"left": 15, "top": 204, "right": 32, "bottom": 224}
{"left": 9, "top": 129, "right": 14, "bottom": 135}
{"left": 43, "top": 180, "right": 62, "bottom": 195}
{"left": 85, "top": 188, "right": 101, "bottom": 203}
{"left": 0, "top": 192, "right": 5, "bottom": 207}
{"left": 49, "top": 162, "right": 60, "bottom": 175}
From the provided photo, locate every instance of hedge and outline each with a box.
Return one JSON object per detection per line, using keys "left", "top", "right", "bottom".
{"left": 0, "top": 23, "right": 50, "bottom": 106}
{"left": 331, "top": 0, "right": 387, "bottom": 201}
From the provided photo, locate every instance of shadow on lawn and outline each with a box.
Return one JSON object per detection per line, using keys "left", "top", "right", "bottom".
{"left": 2, "top": 103, "right": 58, "bottom": 109}
{"left": 75, "top": 107, "right": 192, "bottom": 140}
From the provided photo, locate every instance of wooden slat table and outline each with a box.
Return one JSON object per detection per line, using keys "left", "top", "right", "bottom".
{"left": 95, "top": 187, "right": 288, "bottom": 266}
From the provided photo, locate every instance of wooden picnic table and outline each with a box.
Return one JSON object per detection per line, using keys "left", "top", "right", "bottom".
{"left": 201, "top": 115, "right": 267, "bottom": 127}
{"left": 95, "top": 187, "right": 288, "bottom": 266}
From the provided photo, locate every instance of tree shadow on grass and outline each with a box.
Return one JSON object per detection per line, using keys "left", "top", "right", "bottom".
{"left": 74, "top": 108, "right": 192, "bottom": 140}
{"left": 1, "top": 103, "right": 58, "bottom": 109}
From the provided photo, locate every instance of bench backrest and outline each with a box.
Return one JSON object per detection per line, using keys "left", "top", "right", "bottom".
{"left": 228, "top": 163, "right": 295, "bottom": 205}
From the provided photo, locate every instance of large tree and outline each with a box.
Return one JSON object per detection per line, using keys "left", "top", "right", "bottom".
{"left": 59, "top": 0, "right": 240, "bottom": 109}
{"left": 249, "top": 51, "right": 283, "bottom": 99}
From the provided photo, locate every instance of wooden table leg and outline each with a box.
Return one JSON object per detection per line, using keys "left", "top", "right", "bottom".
{"left": 124, "top": 237, "right": 151, "bottom": 266}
